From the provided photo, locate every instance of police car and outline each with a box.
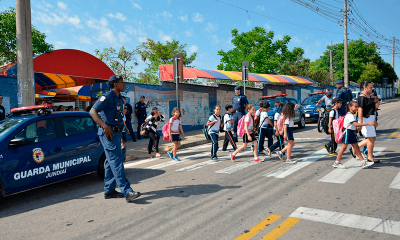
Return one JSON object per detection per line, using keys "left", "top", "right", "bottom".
{"left": 301, "top": 91, "right": 325, "bottom": 122}
{"left": 0, "top": 104, "right": 105, "bottom": 200}
{"left": 255, "top": 94, "right": 306, "bottom": 129}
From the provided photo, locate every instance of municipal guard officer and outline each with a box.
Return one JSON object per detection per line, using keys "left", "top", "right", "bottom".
{"left": 135, "top": 96, "right": 147, "bottom": 140}
{"left": 232, "top": 86, "right": 249, "bottom": 142}
{"left": 90, "top": 75, "right": 141, "bottom": 203}
{"left": 335, "top": 79, "right": 353, "bottom": 116}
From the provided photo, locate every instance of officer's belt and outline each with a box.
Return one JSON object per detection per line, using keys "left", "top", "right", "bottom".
{"left": 233, "top": 109, "right": 245, "bottom": 113}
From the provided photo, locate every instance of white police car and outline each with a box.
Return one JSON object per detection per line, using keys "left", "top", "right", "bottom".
{"left": 0, "top": 104, "right": 105, "bottom": 200}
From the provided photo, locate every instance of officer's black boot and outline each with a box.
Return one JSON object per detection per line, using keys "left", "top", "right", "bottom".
{"left": 126, "top": 191, "right": 141, "bottom": 202}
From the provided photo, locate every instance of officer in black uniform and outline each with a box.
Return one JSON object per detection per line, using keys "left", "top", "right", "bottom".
{"left": 90, "top": 75, "right": 141, "bottom": 203}
{"left": 335, "top": 79, "right": 353, "bottom": 116}
{"left": 232, "top": 86, "right": 249, "bottom": 142}
{"left": 0, "top": 95, "right": 5, "bottom": 121}
{"left": 135, "top": 96, "right": 147, "bottom": 140}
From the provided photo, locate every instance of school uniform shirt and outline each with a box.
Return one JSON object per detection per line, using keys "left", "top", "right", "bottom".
{"left": 169, "top": 117, "right": 181, "bottom": 134}
{"left": 208, "top": 115, "right": 221, "bottom": 135}
{"left": 343, "top": 113, "right": 357, "bottom": 130}
{"left": 273, "top": 112, "right": 280, "bottom": 131}
{"left": 223, "top": 113, "right": 233, "bottom": 131}
{"left": 255, "top": 109, "right": 261, "bottom": 118}
{"left": 329, "top": 109, "right": 339, "bottom": 120}
{"left": 245, "top": 114, "right": 254, "bottom": 132}
{"left": 284, "top": 117, "right": 294, "bottom": 127}
{"left": 259, "top": 111, "right": 269, "bottom": 129}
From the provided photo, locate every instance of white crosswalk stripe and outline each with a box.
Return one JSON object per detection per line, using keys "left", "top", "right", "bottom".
{"left": 389, "top": 172, "right": 400, "bottom": 189}
{"left": 145, "top": 151, "right": 210, "bottom": 170}
{"left": 318, "top": 147, "right": 386, "bottom": 184}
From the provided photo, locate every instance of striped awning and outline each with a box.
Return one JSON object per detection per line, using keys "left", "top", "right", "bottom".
{"left": 159, "top": 65, "right": 317, "bottom": 85}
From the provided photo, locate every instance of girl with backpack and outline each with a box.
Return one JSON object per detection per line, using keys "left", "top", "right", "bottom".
{"left": 277, "top": 102, "right": 297, "bottom": 164}
{"left": 167, "top": 108, "right": 185, "bottom": 161}
{"left": 230, "top": 104, "right": 262, "bottom": 162}
{"left": 145, "top": 108, "right": 163, "bottom": 158}
{"left": 265, "top": 102, "right": 284, "bottom": 157}
{"left": 334, "top": 100, "right": 375, "bottom": 169}
{"left": 324, "top": 98, "right": 342, "bottom": 156}
{"left": 257, "top": 101, "right": 274, "bottom": 154}
{"left": 206, "top": 105, "right": 222, "bottom": 161}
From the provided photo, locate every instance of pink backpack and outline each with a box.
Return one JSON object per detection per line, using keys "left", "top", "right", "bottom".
{"left": 277, "top": 114, "right": 285, "bottom": 135}
{"left": 332, "top": 113, "right": 352, "bottom": 143}
{"left": 237, "top": 116, "right": 247, "bottom": 137}
{"left": 162, "top": 117, "right": 177, "bottom": 142}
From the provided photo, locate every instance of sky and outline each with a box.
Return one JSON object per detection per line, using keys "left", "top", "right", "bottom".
{"left": 1, "top": 0, "right": 399, "bottom": 79}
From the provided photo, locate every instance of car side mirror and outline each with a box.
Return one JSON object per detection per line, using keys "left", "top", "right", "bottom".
{"left": 9, "top": 138, "right": 27, "bottom": 149}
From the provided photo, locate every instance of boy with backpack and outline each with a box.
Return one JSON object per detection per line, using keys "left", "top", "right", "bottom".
{"left": 222, "top": 105, "right": 237, "bottom": 152}
{"left": 206, "top": 105, "right": 222, "bottom": 161}
{"left": 324, "top": 98, "right": 342, "bottom": 156}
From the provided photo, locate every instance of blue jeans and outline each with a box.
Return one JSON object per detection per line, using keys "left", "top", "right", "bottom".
{"left": 258, "top": 128, "right": 273, "bottom": 152}
{"left": 210, "top": 132, "right": 219, "bottom": 158}
{"left": 269, "top": 134, "right": 285, "bottom": 154}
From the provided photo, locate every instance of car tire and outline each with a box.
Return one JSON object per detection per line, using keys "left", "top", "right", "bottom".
{"left": 317, "top": 118, "right": 323, "bottom": 132}
{"left": 298, "top": 115, "right": 306, "bottom": 128}
{"left": 97, "top": 153, "right": 106, "bottom": 180}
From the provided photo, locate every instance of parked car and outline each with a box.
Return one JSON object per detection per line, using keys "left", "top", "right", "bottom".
{"left": 352, "top": 91, "right": 360, "bottom": 101}
{"left": 0, "top": 104, "right": 105, "bottom": 200}
{"left": 255, "top": 94, "right": 306, "bottom": 129}
{"left": 302, "top": 92, "right": 326, "bottom": 122}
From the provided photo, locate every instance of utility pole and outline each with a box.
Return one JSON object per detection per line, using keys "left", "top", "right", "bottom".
{"left": 330, "top": 42, "right": 333, "bottom": 84}
{"left": 16, "top": 0, "right": 35, "bottom": 107}
{"left": 393, "top": 37, "right": 395, "bottom": 98}
{"left": 343, "top": 0, "right": 349, "bottom": 88}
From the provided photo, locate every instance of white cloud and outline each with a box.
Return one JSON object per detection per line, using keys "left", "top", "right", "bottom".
{"left": 34, "top": 7, "right": 83, "bottom": 29}
{"left": 125, "top": 23, "right": 147, "bottom": 42}
{"left": 36, "top": 1, "right": 53, "bottom": 11}
{"left": 185, "top": 28, "right": 193, "bottom": 37}
{"left": 179, "top": 14, "right": 188, "bottom": 22}
{"left": 192, "top": 13, "right": 204, "bottom": 23}
{"left": 57, "top": 2, "right": 68, "bottom": 10}
{"left": 79, "top": 36, "right": 92, "bottom": 45}
{"left": 108, "top": 12, "right": 127, "bottom": 21}
{"left": 189, "top": 45, "right": 198, "bottom": 54}
{"left": 205, "top": 22, "right": 218, "bottom": 33}
{"left": 159, "top": 11, "right": 172, "bottom": 18}
{"left": 54, "top": 41, "right": 68, "bottom": 48}
{"left": 264, "top": 23, "right": 271, "bottom": 30}
{"left": 86, "top": 17, "right": 116, "bottom": 43}
{"left": 209, "top": 35, "right": 220, "bottom": 45}
{"left": 256, "top": 5, "right": 265, "bottom": 11}
{"left": 159, "top": 31, "right": 172, "bottom": 42}
{"left": 131, "top": 0, "right": 142, "bottom": 10}
{"left": 292, "top": 36, "right": 302, "bottom": 43}
{"left": 118, "top": 32, "right": 131, "bottom": 43}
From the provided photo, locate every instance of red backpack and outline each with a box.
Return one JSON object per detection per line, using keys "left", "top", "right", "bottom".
{"left": 162, "top": 117, "right": 178, "bottom": 142}
{"left": 277, "top": 114, "right": 285, "bottom": 135}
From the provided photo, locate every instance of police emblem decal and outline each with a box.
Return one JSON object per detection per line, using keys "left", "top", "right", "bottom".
{"left": 100, "top": 96, "right": 106, "bottom": 102}
{"left": 32, "top": 148, "right": 45, "bottom": 163}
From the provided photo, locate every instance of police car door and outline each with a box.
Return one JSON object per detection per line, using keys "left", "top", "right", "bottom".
{"left": 290, "top": 99, "right": 300, "bottom": 121}
{"left": 59, "top": 116, "right": 100, "bottom": 176}
{"left": 4, "top": 118, "right": 66, "bottom": 195}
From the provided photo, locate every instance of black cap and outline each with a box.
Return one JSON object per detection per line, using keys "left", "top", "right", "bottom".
{"left": 234, "top": 86, "right": 242, "bottom": 90}
{"left": 336, "top": 79, "right": 344, "bottom": 85}
{"left": 332, "top": 97, "right": 342, "bottom": 104}
{"left": 108, "top": 75, "right": 124, "bottom": 83}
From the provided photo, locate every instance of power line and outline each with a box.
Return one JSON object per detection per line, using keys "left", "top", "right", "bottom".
{"left": 213, "top": 0, "right": 342, "bottom": 34}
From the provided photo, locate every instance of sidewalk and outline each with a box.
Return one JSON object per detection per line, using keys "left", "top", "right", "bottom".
{"left": 124, "top": 129, "right": 224, "bottom": 161}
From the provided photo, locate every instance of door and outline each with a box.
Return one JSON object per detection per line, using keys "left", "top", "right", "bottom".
{"left": 289, "top": 99, "right": 300, "bottom": 122}
{"left": 4, "top": 118, "right": 66, "bottom": 195}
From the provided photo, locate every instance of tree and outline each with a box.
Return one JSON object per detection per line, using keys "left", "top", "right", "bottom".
{"left": 140, "top": 39, "right": 197, "bottom": 83}
{"left": 359, "top": 63, "right": 381, "bottom": 83}
{"left": 95, "top": 43, "right": 150, "bottom": 83}
{"left": 0, "top": 7, "right": 53, "bottom": 65}
{"left": 217, "top": 27, "right": 304, "bottom": 74}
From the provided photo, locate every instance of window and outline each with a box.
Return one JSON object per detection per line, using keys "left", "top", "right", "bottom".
{"left": 289, "top": 99, "right": 298, "bottom": 105}
{"left": 13, "top": 119, "right": 56, "bottom": 144}
{"left": 62, "top": 117, "right": 96, "bottom": 137}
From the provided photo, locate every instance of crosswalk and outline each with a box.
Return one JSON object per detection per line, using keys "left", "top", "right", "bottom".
{"left": 124, "top": 139, "right": 400, "bottom": 189}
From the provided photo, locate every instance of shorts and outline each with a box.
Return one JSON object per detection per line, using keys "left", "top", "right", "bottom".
{"left": 243, "top": 132, "right": 256, "bottom": 143}
{"left": 343, "top": 129, "right": 358, "bottom": 144}
{"left": 286, "top": 127, "right": 294, "bottom": 141}
{"left": 171, "top": 134, "right": 181, "bottom": 142}
{"left": 361, "top": 115, "right": 376, "bottom": 137}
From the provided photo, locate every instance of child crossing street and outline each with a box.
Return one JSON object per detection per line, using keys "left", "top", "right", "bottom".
{"left": 222, "top": 105, "right": 237, "bottom": 152}
{"left": 167, "top": 108, "right": 185, "bottom": 161}
{"left": 206, "top": 105, "right": 222, "bottom": 161}
{"left": 324, "top": 98, "right": 342, "bottom": 156}
{"left": 277, "top": 102, "right": 297, "bottom": 164}
{"left": 265, "top": 102, "right": 284, "bottom": 157}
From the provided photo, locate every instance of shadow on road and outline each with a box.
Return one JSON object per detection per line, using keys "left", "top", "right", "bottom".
{"left": 133, "top": 184, "right": 241, "bottom": 204}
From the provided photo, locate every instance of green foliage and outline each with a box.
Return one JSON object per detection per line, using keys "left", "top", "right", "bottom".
{"left": 140, "top": 39, "right": 197, "bottom": 83}
{"left": 359, "top": 63, "right": 381, "bottom": 83}
{"left": 0, "top": 7, "right": 54, "bottom": 65}
{"left": 217, "top": 27, "right": 304, "bottom": 74}
{"left": 95, "top": 43, "right": 150, "bottom": 83}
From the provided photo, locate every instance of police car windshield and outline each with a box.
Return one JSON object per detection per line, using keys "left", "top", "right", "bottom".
{"left": 302, "top": 96, "right": 320, "bottom": 105}
{"left": 0, "top": 118, "right": 28, "bottom": 138}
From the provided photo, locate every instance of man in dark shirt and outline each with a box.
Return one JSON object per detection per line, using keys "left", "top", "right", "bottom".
{"left": 122, "top": 96, "right": 136, "bottom": 142}
{"left": 0, "top": 95, "right": 5, "bottom": 121}
{"left": 231, "top": 86, "right": 249, "bottom": 142}
{"left": 135, "top": 96, "right": 147, "bottom": 140}
{"left": 335, "top": 80, "right": 353, "bottom": 116}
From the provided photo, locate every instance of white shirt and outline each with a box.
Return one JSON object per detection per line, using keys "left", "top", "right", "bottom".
{"left": 259, "top": 111, "right": 269, "bottom": 128}
{"left": 284, "top": 117, "right": 294, "bottom": 127}
{"left": 223, "top": 113, "right": 233, "bottom": 131}
{"left": 245, "top": 114, "right": 253, "bottom": 131}
{"left": 169, "top": 117, "right": 181, "bottom": 134}
{"left": 329, "top": 109, "right": 338, "bottom": 119}
{"left": 255, "top": 109, "right": 261, "bottom": 117}
{"left": 344, "top": 113, "right": 357, "bottom": 130}
{"left": 208, "top": 114, "right": 221, "bottom": 134}
{"left": 273, "top": 112, "right": 281, "bottom": 130}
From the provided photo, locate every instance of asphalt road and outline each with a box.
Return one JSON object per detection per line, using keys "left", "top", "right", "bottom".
{"left": 1, "top": 100, "right": 400, "bottom": 240}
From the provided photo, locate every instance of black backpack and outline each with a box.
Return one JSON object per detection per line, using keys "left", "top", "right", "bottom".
{"left": 322, "top": 109, "right": 335, "bottom": 135}
{"left": 220, "top": 114, "right": 225, "bottom": 132}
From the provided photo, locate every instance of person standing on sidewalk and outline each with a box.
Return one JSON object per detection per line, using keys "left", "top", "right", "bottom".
{"left": 232, "top": 86, "right": 249, "bottom": 142}
{"left": 135, "top": 96, "right": 147, "bottom": 140}
{"left": 89, "top": 75, "right": 141, "bottom": 203}
{"left": 122, "top": 96, "right": 136, "bottom": 142}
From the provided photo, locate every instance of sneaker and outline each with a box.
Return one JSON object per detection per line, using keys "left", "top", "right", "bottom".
{"left": 167, "top": 151, "right": 173, "bottom": 159}
{"left": 286, "top": 159, "right": 297, "bottom": 164}
{"left": 221, "top": 149, "right": 228, "bottom": 152}
{"left": 277, "top": 151, "right": 283, "bottom": 161}
{"left": 254, "top": 158, "right": 262, "bottom": 162}
{"left": 332, "top": 162, "right": 346, "bottom": 169}
{"left": 264, "top": 148, "right": 272, "bottom": 157}
{"left": 361, "top": 160, "right": 374, "bottom": 169}
{"left": 349, "top": 147, "right": 356, "bottom": 158}
{"left": 329, "top": 152, "right": 338, "bottom": 156}
{"left": 211, "top": 157, "right": 218, "bottom": 161}
{"left": 172, "top": 157, "right": 180, "bottom": 161}
{"left": 230, "top": 153, "right": 235, "bottom": 162}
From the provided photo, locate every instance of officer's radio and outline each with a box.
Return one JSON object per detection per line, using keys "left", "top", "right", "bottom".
{"left": 114, "top": 106, "right": 122, "bottom": 121}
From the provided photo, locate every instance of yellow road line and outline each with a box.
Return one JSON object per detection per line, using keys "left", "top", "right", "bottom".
{"left": 388, "top": 132, "right": 399, "bottom": 138}
{"left": 260, "top": 217, "right": 301, "bottom": 240}
{"left": 397, "top": 134, "right": 400, "bottom": 139}
{"left": 235, "top": 214, "right": 281, "bottom": 240}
